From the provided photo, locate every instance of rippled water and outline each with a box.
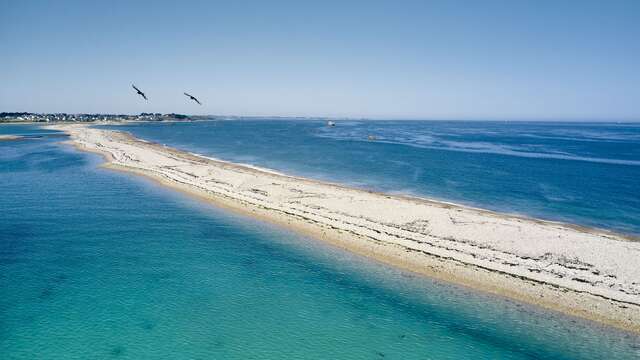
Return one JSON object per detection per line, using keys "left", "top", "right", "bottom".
{"left": 107, "top": 120, "right": 640, "bottom": 235}
{"left": 2, "top": 124, "right": 640, "bottom": 359}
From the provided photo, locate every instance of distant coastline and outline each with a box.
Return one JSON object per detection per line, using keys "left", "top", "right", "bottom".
{"left": 3, "top": 112, "right": 639, "bottom": 124}
{"left": 0, "top": 112, "right": 193, "bottom": 123}
{"left": 0, "top": 112, "right": 349, "bottom": 123}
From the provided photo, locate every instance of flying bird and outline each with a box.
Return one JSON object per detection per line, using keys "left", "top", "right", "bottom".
{"left": 184, "top": 92, "right": 202, "bottom": 105}
{"left": 132, "top": 84, "right": 148, "bottom": 101}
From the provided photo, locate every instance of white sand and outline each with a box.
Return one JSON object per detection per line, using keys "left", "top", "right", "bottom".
{"left": 50, "top": 124, "right": 640, "bottom": 332}
{"left": 0, "top": 135, "right": 22, "bottom": 141}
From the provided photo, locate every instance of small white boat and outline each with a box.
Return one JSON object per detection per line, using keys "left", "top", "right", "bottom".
{"left": 327, "top": 121, "right": 336, "bottom": 127}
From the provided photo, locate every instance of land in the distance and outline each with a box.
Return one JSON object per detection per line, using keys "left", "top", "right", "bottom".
{"left": 49, "top": 123, "right": 640, "bottom": 333}
{"left": 0, "top": 112, "right": 192, "bottom": 123}
{"left": 0, "top": 112, "right": 338, "bottom": 123}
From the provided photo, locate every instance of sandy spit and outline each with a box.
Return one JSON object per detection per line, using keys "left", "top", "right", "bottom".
{"left": 49, "top": 123, "right": 640, "bottom": 333}
{"left": 0, "top": 135, "right": 23, "bottom": 141}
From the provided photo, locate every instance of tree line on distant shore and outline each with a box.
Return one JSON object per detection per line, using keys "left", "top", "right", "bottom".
{"left": 1, "top": 112, "right": 32, "bottom": 118}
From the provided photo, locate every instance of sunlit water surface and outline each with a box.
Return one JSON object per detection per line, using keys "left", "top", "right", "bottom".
{"left": 1, "top": 124, "right": 639, "bottom": 359}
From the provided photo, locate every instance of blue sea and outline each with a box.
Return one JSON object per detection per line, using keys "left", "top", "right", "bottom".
{"left": 2, "top": 122, "right": 640, "bottom": 359}
{"left": 108, "top": 120, "right": 640, "bottom": 236}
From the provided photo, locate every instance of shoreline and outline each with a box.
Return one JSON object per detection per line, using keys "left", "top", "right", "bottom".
{"left": 49, "top": 123, "right": 640, "bottom": 333}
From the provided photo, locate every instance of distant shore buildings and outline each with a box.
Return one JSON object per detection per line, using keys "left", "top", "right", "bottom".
{"left": 0, "top": 112, "right": 357, "bottom": 123}
{"left": 0, "top": 112, "right": 191, "bottom": 123}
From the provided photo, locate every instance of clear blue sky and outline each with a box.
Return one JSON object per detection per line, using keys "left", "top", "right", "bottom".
{"left": 1, "top": 0, "right": 638, "bottom": 120}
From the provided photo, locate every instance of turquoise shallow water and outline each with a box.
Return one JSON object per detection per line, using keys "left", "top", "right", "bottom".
{"left": 1, "top": 124, "right": 640, "bottom": 359}
{"left": 107, "top": 120, "right": 640, "bottom": 235}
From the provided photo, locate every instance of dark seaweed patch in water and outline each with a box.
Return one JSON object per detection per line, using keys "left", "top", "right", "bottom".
{"left": 152, "top": 271, "right": 172, "bottom": 281}
{"left": 38, "top": 274, "right": 69, "bottom": 300}
{"left": 242, "top": 257, "right": 256, "bottom": 267}
{"left": 140, "top": 319, "right": 156, "bottom": 331}
{"left": 38, "top": 286, "right": 54, "bottom": 300}
{"left": 110, "top": 345, "right": 125, "bottom": 357}
{"left": 53, "top": 273, "right": 68, "bottom": 283}
{"left": 0, "top": 225, "right": 37, "bottom": 263}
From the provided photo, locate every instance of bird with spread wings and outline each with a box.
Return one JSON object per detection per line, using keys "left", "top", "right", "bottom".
{"left": 132, "top": 84, "right": 148, "bottom": 100}
{"left": 184, "top": 92, "right": 202, "bottom": 105}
